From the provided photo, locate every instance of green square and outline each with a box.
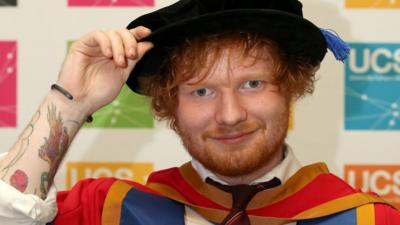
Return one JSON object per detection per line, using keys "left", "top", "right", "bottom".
{"left": 67, "top": 40, "right": 154, "bottom": 128}
{"left": 67, "top": 40, "right": 74, "bottom": 49}
{"left": 85, "top": 85, "right": 154, "bottom": 128}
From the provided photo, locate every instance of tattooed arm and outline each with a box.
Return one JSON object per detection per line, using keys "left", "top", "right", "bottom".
{"left": 0, "top": 92, "right": 87, "bottom": 199}
{"left": 0, "top": 26, "right": 153, "bottom": 199}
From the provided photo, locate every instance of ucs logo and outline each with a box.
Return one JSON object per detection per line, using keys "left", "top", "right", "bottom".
{"left": 345, "top": 43, "right": 400, "bottom": 130}
{"left": 344, "top": 165, "right": 400, "bottom": 208}
{"left": 66, "top": 162, "right": 153, "bottom": 188}
{"left": 347, "top": 45, "right": 400, "bottom": 75}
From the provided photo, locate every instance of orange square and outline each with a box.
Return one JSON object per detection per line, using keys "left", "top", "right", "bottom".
{"left": 345, "top": 0, "right": 400, "bottom": 8}
{"left": 344, "top": 164, "right": 400, "bottom": 209}
{"left": 66, "top": 162, "right": 154, "bottom": 188}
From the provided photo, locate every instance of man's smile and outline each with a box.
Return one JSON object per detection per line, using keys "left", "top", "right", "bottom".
{"left": 208, "top": 129, "right": 258, "bottom": 145}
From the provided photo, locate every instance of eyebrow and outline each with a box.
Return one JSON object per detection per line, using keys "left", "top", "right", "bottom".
{"left": 182, "top": 72, "right": 273, "bottom": 89}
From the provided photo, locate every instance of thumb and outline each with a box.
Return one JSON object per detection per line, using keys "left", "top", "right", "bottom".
{"left": 137, "top": 41, "right": 154, "bottom": 59}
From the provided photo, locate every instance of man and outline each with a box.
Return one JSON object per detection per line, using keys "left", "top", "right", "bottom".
{"left": 0, "top": 0, "right": 399, "bottom": 224}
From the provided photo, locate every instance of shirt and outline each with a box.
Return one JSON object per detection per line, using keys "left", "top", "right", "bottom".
{"left": 0, "top": 147, "right": 300, "bottom": 225}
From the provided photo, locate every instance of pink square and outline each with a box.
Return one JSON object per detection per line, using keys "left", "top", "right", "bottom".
{"left": 0, "top": 41, "right": 17, "bottom": 127}
{"left": 68, "top": 0, "right": 154, "bottom": 7}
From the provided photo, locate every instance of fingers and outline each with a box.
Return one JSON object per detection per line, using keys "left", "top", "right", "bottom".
{"left": 129, "top": 26, "right": 152, "bottom": 41}
{"left": 113, "top": 26, "right": 152, "bottom": 67}
{"left": 125, "top": 41, "right": 154, "bottom": 76}
{"left": 80, "top": 26, "right": 152, "bottom": 67}
{"left": 119, "top": 26, "right": 152, "bottom": 61}
{"left": 81, "top": 31, "right": 113, "bottom": 58}
{"left": 107, "top": 30, "right": 127, "bottom": 67}
{"left": 116, "top": 29, "right": 138, "bottom": 59}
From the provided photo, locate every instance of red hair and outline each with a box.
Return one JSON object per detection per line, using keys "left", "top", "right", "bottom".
{"left": 139, "top": 31, "right": 318, "bottom": 130}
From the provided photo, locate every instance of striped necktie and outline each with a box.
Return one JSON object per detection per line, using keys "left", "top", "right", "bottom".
{"left": 206, "top": 177, "right": 281, "bottom": 225}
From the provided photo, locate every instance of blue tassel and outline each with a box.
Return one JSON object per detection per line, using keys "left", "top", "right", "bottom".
{"left": 320, "top": 28, "right": 350, "bottom": 62}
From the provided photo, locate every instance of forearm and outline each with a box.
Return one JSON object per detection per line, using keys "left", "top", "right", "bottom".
{"left": 0, "top": 91, "right": 89, "bottom": 199}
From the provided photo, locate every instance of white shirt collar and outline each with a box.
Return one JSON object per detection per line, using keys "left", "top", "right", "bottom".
{"left": 191, "top": 145, "right": 302, "bottom": 185}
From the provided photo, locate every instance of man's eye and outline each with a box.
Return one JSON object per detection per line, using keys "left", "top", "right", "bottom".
{"left": 242, "top": 80, "right": 264, "bottom": 89}
{"left": 192, "top": 88, "right": 213, "bottom": 97}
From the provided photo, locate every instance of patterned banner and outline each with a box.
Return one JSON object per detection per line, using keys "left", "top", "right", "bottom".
{"left": 345, "top": 164, "right": 400, "bottom": 209}
{"left": 0, "top": 41, "right": 17, "bottom": 127}
{"left": 68, "top": 0, "right": 154, "bottom": 7}
{"left": 345, "top": 43, "right": 400, "bottom": 130}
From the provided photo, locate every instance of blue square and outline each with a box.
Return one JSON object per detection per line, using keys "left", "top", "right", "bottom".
{"left": 345, "top": 43, "right": 400, "bottom": 130}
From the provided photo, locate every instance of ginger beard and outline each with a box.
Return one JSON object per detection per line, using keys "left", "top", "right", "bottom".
{"left": 176, "top": 107, "right": 289, "bottom": 177}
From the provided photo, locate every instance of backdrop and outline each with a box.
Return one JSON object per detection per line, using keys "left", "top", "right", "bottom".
{"left": 1, "top": 0, "right": 400, "bottom": 208}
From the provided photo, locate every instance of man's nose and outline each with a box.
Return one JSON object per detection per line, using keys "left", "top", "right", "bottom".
{"left": 215, "top": 92, "right": 247, "bottom": 126}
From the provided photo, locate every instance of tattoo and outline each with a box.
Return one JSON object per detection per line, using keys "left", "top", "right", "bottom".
{"left": 1, "top": 110, "right": 41, "bottom": 179}
{"left": 66, "top": 119, "right": 80, "bottom": 127}
{"left": 40, "top": 172, "right": 49, "bottom": 199}
{"left": 38, "top": 104, "right": 70, "bottom": 195}
{"left": 10, "top": 169, "right": 28, "bottom": 192}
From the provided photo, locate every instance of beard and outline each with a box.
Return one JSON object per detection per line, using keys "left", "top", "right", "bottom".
{"left": 176, "top": 112, "right": 289, "bottom": 177}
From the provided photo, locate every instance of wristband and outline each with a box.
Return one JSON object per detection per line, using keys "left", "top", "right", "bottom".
{"left": 51, "top": 84, "right": 93, "bottom": 123}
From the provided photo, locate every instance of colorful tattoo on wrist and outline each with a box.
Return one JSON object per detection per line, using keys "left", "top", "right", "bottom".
{"left": 38, "top": 104, "right": 70, "bottom": 195}
{"left": 10, "top": 169, "right": 28, "bottom": 192}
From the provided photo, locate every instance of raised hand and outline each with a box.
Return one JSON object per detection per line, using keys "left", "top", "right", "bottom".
{"left": 0, "top": 26, "right": 153, "bottom": 199}
{"left": 56, "top": 26, "right": 153, "bottom": 115}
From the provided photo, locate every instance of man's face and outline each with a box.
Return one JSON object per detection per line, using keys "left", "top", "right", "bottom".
{"left": 175, "top": 47, "right": 289, "bottom": 177}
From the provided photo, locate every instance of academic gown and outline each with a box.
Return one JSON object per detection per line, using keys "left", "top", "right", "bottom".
{"left": 49, "top": 163, "right": 400, "bottom": 225}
